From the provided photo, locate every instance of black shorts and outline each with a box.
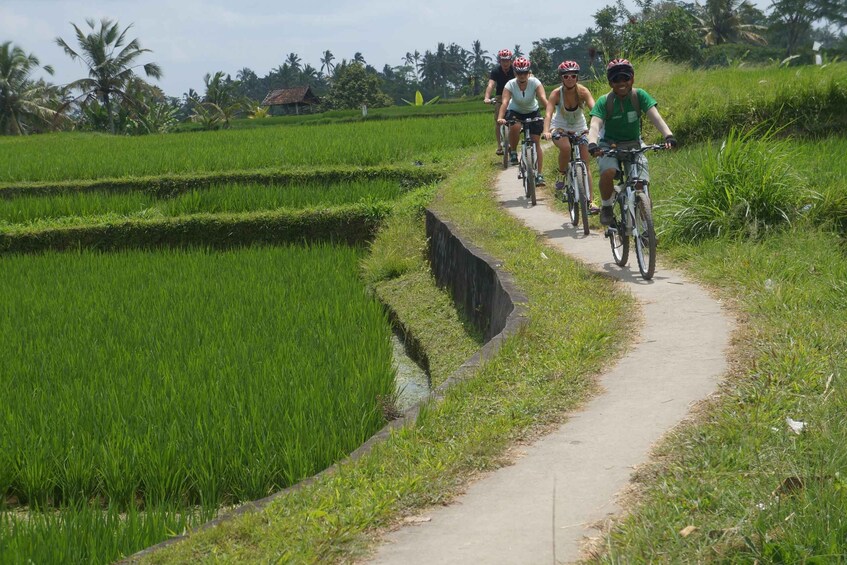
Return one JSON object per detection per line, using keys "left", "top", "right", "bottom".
{"left": 505, "top": 110, "right": 543, "bottom": 136}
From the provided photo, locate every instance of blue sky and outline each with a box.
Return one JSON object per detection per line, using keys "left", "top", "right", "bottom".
{"left": 2, "top": 0, "right": 775, "bottom": 98}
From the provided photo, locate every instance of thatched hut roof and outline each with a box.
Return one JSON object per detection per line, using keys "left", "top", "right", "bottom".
{"left": 261, "top": 86, "right": 320, "bottom": 106}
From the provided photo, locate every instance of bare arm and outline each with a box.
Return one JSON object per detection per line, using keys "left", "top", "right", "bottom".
{"left": 536, "top": 83, "right": 549, "bottom": 115}
{"left": 484, "top": 79, "right": 496, "bottom": 102}
{"left": 497, "top": 88, "right": 512, "bottom": 123}
{"left": 579, "top": 84, "right": 595, "bottom": 111}
{"left": 543, "top": 87, "right": 559, "bottom": 139}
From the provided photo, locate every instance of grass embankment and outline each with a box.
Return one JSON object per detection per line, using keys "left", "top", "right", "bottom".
{"left": 591, "top": 132, "right": 847, "bottom": 561}
{"left": 140, "top": 148, "right": 631, "bottom": 563}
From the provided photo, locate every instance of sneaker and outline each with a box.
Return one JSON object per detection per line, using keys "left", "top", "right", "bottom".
{"left": 496, "top": 147, "right": 504, "bottom": 156}
{"left": 599, "top": 205, "right": 615, "bottom": 226}
{"left": 554, "top": 171, "right": 565, "bottom": 190}
{"left": 535, "top": 174, "right": 546, "bottom": 187}
{"left": 510, "top": 152, "right": 518, "bottom": 165}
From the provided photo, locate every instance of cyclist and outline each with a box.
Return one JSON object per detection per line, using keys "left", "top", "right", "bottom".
{"left": 587, "top": 58, "right": 676, "bottom": 226}
{"left": 542, "top": 60, "right": 599, "bottom": 213}
{"left": 483, "top": 49, "right": 516, "bottom": 156}
{"left": 497, "top": 56, "right": 549, "bottom": 187}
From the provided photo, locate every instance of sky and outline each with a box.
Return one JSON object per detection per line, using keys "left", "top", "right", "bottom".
{"left": 1, "top": 0, "right": 775, "bottom": 99}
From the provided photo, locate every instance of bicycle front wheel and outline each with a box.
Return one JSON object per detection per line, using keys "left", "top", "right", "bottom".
{"left": 574, "top": 163, "right": 590, "bottom": 235}
{"left": 567, "top": 177, "right": 579, "bottom": 225}
{"left": 501, "top": 127, "right": 510, "bottom": 170}
{"left": 526, "top": 146, "right": 537, "bottom": 206}
{"left": 634, "top": 193, "right": 656, "bottom": 279}
{"left": 610, "top": 198, "right": 629, "bottom": 267}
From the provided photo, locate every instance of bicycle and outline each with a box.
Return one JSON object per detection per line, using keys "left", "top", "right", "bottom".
{"left": 552, "top": 131, "right": 592, "bottom": 235}
{"left": 486, "top": 98, "right": 511, "bottom": 169}
{"left": 602, "top": 144, "right": 665, "bottom": 280}
{"left": 506, "top": 116, "right": 544, "bottom": 206}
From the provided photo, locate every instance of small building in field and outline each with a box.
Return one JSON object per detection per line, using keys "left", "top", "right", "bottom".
{"left": 261, "top": 86, "right": 321, "bottom": 115}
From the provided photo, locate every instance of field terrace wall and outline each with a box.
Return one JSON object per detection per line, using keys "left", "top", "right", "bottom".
{"left": 124, "top": 204, "right": 528, "bottom": 563}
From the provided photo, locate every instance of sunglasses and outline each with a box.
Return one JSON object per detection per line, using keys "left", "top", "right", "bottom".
{"left": 611, "top": 74, "right": 632, "bottom": 83}
{"left": 561, "top": 73, "right": 578, "bottom": 79}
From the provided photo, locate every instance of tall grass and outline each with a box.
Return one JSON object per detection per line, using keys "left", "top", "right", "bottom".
{"left": 0, "top": 178, "right": 406, "bottom": 229}
{"left": 0, "top": 113, "right": 489, "bottom": 183}
{"left": 659, "top": 126, "right": 808, "bottom": 242}
{"left": 0, "top": 244, "right": 395, "bottom": 561}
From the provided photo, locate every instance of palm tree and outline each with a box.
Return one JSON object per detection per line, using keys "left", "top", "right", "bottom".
{"left": 320, "top": 50, "right": 335, "bottom": 77}
{"left": 468, "top": 40, "right": 491, "bottom": 95}
{"left": 695, "top": 0, "right": 767, "bottom": 46}
{"left": 285, "top": 52, "right": 302, "bottom": 72}
{"left": 56, "top": 18, "right": 162, "bottom": 134}
{"left": 353, "top": 52, "right": 367, "bottom": 65}
{"left": 0, "top": 42, "right": 64, "bottom": 135}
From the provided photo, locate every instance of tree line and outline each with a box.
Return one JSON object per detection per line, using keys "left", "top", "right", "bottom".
{"left": 2, "top": 0, "right": 845, "bottom": 136}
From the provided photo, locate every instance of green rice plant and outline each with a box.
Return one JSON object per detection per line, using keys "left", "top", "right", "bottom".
{"left": 0, "top": 179, "right": 405, "bottom": 229}
{"left": 0, "top": 244, "right": 396, "bottom": 559}
{"left": 0, "top": 114, "right": 490, "bottom": 183}
{"left": 659, "top": 126, "right": 808, "bottom": 242}
{"left": 0, "top": 502, "right": 213, "bottom": 563}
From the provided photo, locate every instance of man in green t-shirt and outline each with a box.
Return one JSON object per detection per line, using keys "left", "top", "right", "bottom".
{"left": 587, "top": 59, "right": 677, "bottom": 226}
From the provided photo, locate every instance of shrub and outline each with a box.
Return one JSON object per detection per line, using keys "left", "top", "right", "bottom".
{"left": 661, "top": 126, "right": 808, "bottom": 242}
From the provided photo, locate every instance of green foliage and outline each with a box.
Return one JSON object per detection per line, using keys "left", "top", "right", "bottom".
{"left": 621, "top": 6, "right": 703, "bottom": 64}
{"left": 326, "top": 62, "right": 392, "bottom": 110}
{"left": 401, "top": 90, "right": 440, "bottom": 106}
{"left": 529, "top": 43, "right": 555, "bottom": 85}
{"left": 661, "top": 126, "right": 807, "bottom": 242}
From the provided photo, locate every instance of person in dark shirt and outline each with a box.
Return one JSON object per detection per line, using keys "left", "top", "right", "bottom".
{"left": 484, "top": 49, "right": 516, "bottom": 155}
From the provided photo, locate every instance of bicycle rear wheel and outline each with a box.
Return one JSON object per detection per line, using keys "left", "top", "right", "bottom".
{"left": 610, "top": 198, "right": 629, "bottom": 266}
{"left": 634, "top": 193, "right": 656, "bottom": 279}
{"left": 574, "top": 163, "right": 590, "bottom": 235}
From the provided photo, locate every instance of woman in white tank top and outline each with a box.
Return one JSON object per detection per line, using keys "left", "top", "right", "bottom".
{"left": 542, "top": 61, "right": 598, "bottom": 210}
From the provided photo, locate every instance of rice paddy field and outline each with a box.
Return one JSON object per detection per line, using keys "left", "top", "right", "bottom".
{"left": 0, "top": 244, "right": 395, "bottom": 561}
{"left": 0, "top": 113, "right": 489, "bottom": 183}
{"left": 0, "top": 178, "right": 406, "bottom": 229}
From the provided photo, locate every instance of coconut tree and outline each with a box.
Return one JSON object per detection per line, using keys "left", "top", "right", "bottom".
{"left": 694, "top": 0, "right": 767, "bottom": 46}
{"left": 320, "top": 50, "right": 336, "bottom": 78}
{"left": 56, "top": 17, "right": 162, "bottom": 134}
{"left": 285, "top": 52, "right": 302, "bottom": 72}
{"left": 0, "top": 41, "right": 64, "bottom": 135}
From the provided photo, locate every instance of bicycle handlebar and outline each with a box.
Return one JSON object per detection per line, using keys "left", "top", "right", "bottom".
{"left": 504, "top": 116, "right": 545, "bottom": 125}
{"left": 603, "top": 144, "right": 666, "bottom": 158}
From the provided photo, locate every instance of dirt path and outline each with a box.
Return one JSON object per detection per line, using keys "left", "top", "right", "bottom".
{"left": 367, "top": 166, "right": 734, "bottom": 565}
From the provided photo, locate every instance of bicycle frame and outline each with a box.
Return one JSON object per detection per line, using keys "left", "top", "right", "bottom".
{"left": 554, "top": 132, "right": 591, "bottom": 234}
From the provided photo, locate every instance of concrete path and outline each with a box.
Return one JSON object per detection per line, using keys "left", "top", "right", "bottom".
{"left": 367, "top": 166, "right": 734, "bottom": 565}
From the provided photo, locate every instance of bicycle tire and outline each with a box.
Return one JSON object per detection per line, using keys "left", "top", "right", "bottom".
{"left": 574, "top": 163, "right": 590, "bottom": 235}
{"left": 610, "top": 196, "right": 629, "bottom": 266}
{"left": 526, "top": 145, "right": 537, "bottom": 206}
{"left": 501, "top": 126, "right": 510, "bottom": 170}
{"left": 634, "top": 193, "right": 656, "bottom": 280}
{"left": 567, "top": 180, "right": 578, "bottom": 226}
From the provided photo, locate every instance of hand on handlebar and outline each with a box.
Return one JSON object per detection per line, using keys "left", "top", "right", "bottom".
{"left": 588, "top": 142, "right": 603, "bottom": 157}
{"left": 664, "top": 135, "right": 677, "bottom": 150}
{"left": 541, "top": 131, "right": 552, "bottom": 141}
{"left": 497, "top": 118, "right": 507, "bottom": 125}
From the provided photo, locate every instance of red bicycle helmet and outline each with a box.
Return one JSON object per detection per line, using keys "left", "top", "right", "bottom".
{"left": 557, "top": 61, "right": 580, "bottom": 74}
{"left": 513, "top": 57, "right": 531, "bottom": 73}
{"left": 606, "top": 58, "right": 634, "bottom": 81}
{"left": 497, "top": 49, "right": 513, "bottom": 61}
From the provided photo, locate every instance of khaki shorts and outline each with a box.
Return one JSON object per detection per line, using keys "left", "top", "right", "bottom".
{"left": 597, "top": 141, "right": 650, "bottom": 182}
